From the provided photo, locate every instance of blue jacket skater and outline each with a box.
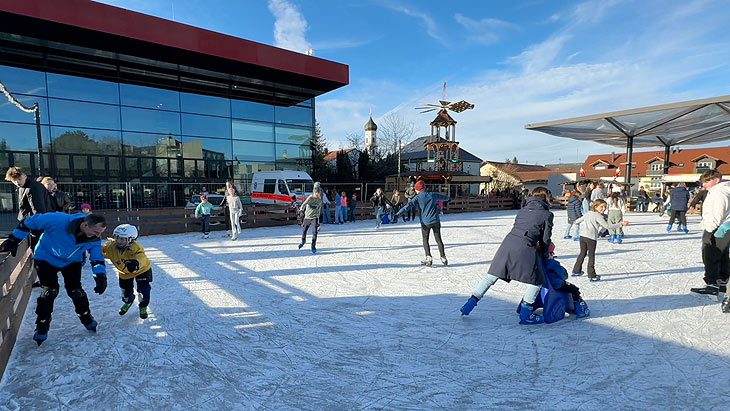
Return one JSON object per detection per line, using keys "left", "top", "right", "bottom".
{"left": 488, "top": 196, "right": 553, "bottom": 286}
{"left": 396, "top": 189, "right": 449, "bottom": 226}
{"left": 566, "top": 194, "right": 583, "bottom": 223}
{"left": 12, "top": 212, "right": 106, "bottom": 275}
{"left": 669, "top": 185, "right": 690, "bottom": 211}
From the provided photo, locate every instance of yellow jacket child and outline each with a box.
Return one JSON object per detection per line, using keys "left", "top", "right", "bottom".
{"left": 102, "top": 224, "right": 153, "bottom": 319}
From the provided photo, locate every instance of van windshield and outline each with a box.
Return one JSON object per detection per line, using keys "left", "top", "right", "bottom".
{"left": 286, "top": 179, "right": 313, "bottom": 195}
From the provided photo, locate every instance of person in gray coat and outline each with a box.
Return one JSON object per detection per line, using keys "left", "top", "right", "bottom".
{"left": 667, "top": 183, "right": 690, "bottom": 232}
{"left": 459, "top": 187, "right": 554, "bottom": 325}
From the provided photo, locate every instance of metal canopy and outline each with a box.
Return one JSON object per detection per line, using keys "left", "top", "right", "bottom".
{"left": 524, "top": 95, "right": 730, "bottom": 189}
{"left": 524, "top": 95, "right": 730, "bottom": 148}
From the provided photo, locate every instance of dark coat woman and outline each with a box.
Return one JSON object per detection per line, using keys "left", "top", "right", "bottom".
{"left": 566, "top": 194, "right": 583, "bottom": 223}
{"left": 487, "top": 196, "right": 553, "bottom": 285}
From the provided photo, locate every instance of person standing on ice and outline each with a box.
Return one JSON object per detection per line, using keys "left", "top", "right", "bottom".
{"left": 0, "top": 213, "right": 108, "bottom": 345}
{"left": 298, "top": 182, "right": 323, "bottom": 253}
{"left": 667, "top": 182, "right": 690, "bottom": 233}
{"left": 564, "top": 189, "right": 582, "bottom": 240}
{"left": 457, "top": 187, "right": 554, "bottom": 324}
{"left": 606, "top": 190, "right": 626, "bottom": 244}
{"left": 370, "top": 188, "right": 392, "bottom": 229}
{"left": 225, "top": 185, "right": 243, "bottom": 241}
{"left": 102, "top": 224, "right": 153, "bottom": 319}
{"left": 570, "top": 199, "right": 629, "bottom": 281}
{"left": 691, "top": 170, "right": 730, "bottom": 301}
{"left": 394, "top": 180, "right": 450, "bottom": 267}
{"left": 195, "top": 194, "right": 218, "bottom": 239}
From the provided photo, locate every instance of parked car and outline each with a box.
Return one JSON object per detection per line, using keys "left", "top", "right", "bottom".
{"left": 251, "top": 171, "right": 313, "bottom": 205}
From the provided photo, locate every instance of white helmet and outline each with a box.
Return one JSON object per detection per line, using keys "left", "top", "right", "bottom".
{"left": 113, "top": 224, "right": 138, "bottom": 241}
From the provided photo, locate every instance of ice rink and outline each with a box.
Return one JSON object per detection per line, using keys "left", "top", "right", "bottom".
{"left": 2, "top": 210, "right": 729, "bottom": 410}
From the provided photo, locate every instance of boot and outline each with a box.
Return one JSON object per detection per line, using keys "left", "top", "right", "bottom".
{"left": 298, "top": 241, "right": 304, "bottom": 249}
{"left": 79, "top": 312, "right": 97, "bottom": 332}
{"left": 666, "top": 224, "right": 673, "bottom": 232}
{"left": 682, "top": 225, "right": 689, "bottom": 233}
{"left": 33, "top": 320, "right": 50, "bottom": 346}
{"left": 608, "top": 234, "right": 615, "bottom": 243}
{"left": 676, "top": 225, "right": 683, "bottom": 232}
{"left": 460, "top": 296, "right": 478, "bottom": 316}
{"left": 440, "top": 256, "right": 448, "bottom": 266}
{"left": 690, "top": 284, "right": 719, "bottom": 295}
{"left": 519, "top": 301, "right": 544, "bottom": 325}
{"left": 421, "top": 256, "right": 433, "bottom": 267}
{"left": 119, "top": 302, "right": 133, "bottom": 316}
{"left": 573, "top": 300, "right": 590, "bottom": 318}
{"left": 722, "top": 295, "right": 730, "bottom": 313}
{"left": 616, "top": 235, "right": 623, "bottom": 244}
{"left": 139, "top": 306, "right": 148, "bottom": 319}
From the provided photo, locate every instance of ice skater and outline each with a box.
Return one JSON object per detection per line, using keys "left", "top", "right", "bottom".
{"left": 102, "top": 224, "right": 153, "bottom": 319}
{"left": 195, "top": 194, "right": 219, "bottom": 239}
{"left": 225, "top": 185, "right": 243, "bottom": 240}
{"left": 394, "top": 180, "right": 450, "bottom": 266}
{"left": 606, "top": 191, "right": 626, "bottom": 243}
{"left": 298, "top": 182, "right": 323, "bottom": 253}
{"left": 458, "top": 187, "right": 554, "bottom": 324}
{"left": 667, "top": 182, "right": 690, "bottom": 233}
{"left": 571, "top": 199, "right": 629, "bottom": 281}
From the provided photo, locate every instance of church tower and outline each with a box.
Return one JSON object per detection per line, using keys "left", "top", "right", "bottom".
{"left": 364, "top": 115, "right": 377, "bottom": 154}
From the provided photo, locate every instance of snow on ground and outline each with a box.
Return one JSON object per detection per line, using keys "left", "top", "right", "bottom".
{"left": 1, "top": 210, "right": 729, "bottom": 410}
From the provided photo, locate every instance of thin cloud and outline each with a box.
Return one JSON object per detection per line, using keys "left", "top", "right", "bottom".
{"left": 507, "top": 34, "right": 571, "bottom": 73}
{"left": 454, "top": 13, "right": 519, "bottom": 45}
{"left": 385, "top": 4, "right": 444, "bottom": 42}
{"left": 267, "top": 0, "right": 312, "bottom": 54}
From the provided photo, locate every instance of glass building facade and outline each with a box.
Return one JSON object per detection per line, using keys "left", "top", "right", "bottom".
{"left": 0, "top": 63, "right": 314, "bottom": 184}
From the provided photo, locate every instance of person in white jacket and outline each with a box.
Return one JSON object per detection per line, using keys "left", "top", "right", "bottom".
{"left": 225, "top": 185, "right": 243, "bottom": 241}
{"left": 571, "top": 199, "right": 629, "bottom": 281}
{"left": 692, "top": 169, "right": 730, "bottom": 299}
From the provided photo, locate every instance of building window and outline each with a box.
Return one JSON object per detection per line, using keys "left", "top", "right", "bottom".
{"left": 697, "top": 161, "right": 713, "bottom": 169}
{"left": 650, "top": 163, "right": 663, "bottom": 171}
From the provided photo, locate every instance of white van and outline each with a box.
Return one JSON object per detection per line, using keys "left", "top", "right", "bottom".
{"left": 251, "top": 171, "right": 314, "bottom": 205}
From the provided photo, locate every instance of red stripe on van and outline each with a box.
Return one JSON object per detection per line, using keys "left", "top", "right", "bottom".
{"left": 251, "top": 192, "right": 307, "bottom": 202}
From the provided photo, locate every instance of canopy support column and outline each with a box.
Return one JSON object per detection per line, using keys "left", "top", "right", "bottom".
{"left": 625, "top": 136, "right": 634, "bottom": 192}
{"left": 663, "top": 144, "right": 671, "bottom": 175}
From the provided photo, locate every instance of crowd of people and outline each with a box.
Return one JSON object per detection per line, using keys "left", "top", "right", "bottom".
{"left": 3, "top": 164, "right": 729, "bottom": 345}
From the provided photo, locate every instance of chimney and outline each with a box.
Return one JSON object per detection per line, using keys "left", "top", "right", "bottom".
{"left": 611, "top": 152, "right": 619, "bottom": 162}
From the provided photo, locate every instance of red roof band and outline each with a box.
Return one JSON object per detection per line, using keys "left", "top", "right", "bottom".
{"left": 0, "top": 0, "right": 349, "bottom": 86}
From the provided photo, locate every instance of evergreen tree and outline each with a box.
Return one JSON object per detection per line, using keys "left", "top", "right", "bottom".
{"left": 310, "top": 121, "right": 333, "bottom": 181}
{"left": 357, "top": 150, "right": 370, "bottom": 181}
{"left": 512, "top": 156, "right": 518, "bottom": 164}
{"left": 336, "top": 149, "right": 354, "bottom": 181}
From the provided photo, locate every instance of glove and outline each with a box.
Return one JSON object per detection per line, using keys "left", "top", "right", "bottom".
{"left": 93, "top": 273, "right": 107, "bottom": 294}
{"left": 702, "top": 230, "right": 714, "bottom": 246}
{"left": 0, "top": 234, "right": 21, "bottom": 257}
{"left": 124, "top": 259, "right": 140, "bottom": 273}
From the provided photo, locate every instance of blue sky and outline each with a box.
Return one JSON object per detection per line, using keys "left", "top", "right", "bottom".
{"left": 95, "top": 0, "right": 730, "bottom": 164}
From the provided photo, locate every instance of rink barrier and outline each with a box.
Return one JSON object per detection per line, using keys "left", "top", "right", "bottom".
{"left": 0, "top": 239, "right": 33, "bottom": 382}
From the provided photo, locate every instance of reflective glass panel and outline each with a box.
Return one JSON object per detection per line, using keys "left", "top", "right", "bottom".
{"left": 0, "top": 65, "right": 47, "bottom": 96}
{"left": 121, "top": 106, "right": 181, "bottom": 134}
{"left": 123, "top": 132, "right": 183, "bottom": 158}
{"left": 232, "top": 119, "right": 274, "bottom": 142}
{"left": 49, "top": 99, "right": 121, "bottom": 130}
{"left": 231, "top": 99, "right": 274, "bottom": 122}
{"left": 232, "top": 162, "right": 275, "bottom": 181}
{"left": 125, "top": 157, "right": 140, "bottom": 178}
{"left": 91, "top": 156, "right": 107, "bottom": 178}
{"left": 275, "top": 125, "right": 311, "bottom": 145}
{"left": 181, "top": 136, "right": 232, "bottom": 160}
{"left": 109, "top": 157, "right": 121, "bottom": 178}
{"left": 276, "top": 143, "right": 310, "bottom": 161}
{"left": 0, "top": 122, "right": 51, "bottom": 151}
{"left": 232, "top": 140, "right": 275, "bottom": 162}
{"left": 54, "top": 154, "right": 71, "bottom": 177}
{"left": 180, "top": 92, "right": 230, "bottom": 117}
{"left": 181, "top": 113, "right": 231, "bottom": 138}
{"left": 140, "top": 158, "right": 155, "bottom": 177}
{"left": 275, "top": 105, "right": 313, "bottom": 127}
{"left": 120, "top": 83, "right": 180, "bottom": 111}
{"left": 73, "top": 155, "right": 89, "bottom": 177}
{"left": 51, "top": 127, "right": 121, "bottom": 154}
{"left": 47, "top": 73, "right": 119, "bottom": 104}
{"left": 0, "top": 95, "right": 49, "bottom": 124}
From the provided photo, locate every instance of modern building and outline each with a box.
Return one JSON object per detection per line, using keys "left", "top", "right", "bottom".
{"left": 0, "top": 0, "right": 348, "bottom": 192}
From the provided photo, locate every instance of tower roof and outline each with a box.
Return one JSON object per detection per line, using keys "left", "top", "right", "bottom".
{"left": 365, "top": 116, "right": 378, "bottom": 131}
{"left": 430, "top": 109, "right": 456, "bottom": 127}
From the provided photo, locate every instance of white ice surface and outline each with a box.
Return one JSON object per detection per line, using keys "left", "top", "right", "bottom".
{"left": 1, "top": 211, "right": 729, "bottom": 410}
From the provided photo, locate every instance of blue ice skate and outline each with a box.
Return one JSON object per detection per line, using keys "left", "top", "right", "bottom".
{"left": 616, "top": 235, "right": 623, "bottom": 244}
{"left": 298, "top": 242, "right": 304, "bottom": 249}
{"left": 574, "top": 300, "right": 590, "bottom": 318}
{"left": 608, "top": 234, "right": 615, "bottom": 243}
{"left": 682, "top": 225, "right": 689, "bottom": 233}
{"left": 460, "top": 296, "right": 478, "bottom": 316}
{"left": 518, "top": 302, "right": 544, "bottom": 325}
{"left": 666, "top": 224, "right": 673, "bottom": 232}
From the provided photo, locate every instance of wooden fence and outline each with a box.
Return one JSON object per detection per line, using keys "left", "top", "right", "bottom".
{"left": 0, "top": 239, "right": 33, "bottom": 381}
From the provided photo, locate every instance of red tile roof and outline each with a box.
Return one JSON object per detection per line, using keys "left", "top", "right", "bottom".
{"left": 582, "top": 146, "right": 730, "bottom": 177}
{"left": 323, "top": 148, "right": 357, "bottom": 162}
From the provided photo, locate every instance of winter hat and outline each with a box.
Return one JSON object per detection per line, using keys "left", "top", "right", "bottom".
{"left": 80, "top": 203, "right": 91, "bottom": 211}
{"left": 611, "top": 185, "right": 623, "bottom": 193}
{"left": 414, "top": 180, "right": 425, "bottom": 191}
{"left": 313, "top": 181, "right": 321, "bottom": 193}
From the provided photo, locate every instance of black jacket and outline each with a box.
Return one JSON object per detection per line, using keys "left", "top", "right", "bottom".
{"left": 50, "top": 190, "right": 71, "bottom": 212}
{"left": 370, "top": 193, "right": 392, "bottom": 208}
{"left": 17, "top": 178, "right": 51, "bottom": 220}
{"left": 566, "top": 194, "right": 583, "bottom": 223}
{"left": 669, "top": 186, "right": 690, "bottom": 211}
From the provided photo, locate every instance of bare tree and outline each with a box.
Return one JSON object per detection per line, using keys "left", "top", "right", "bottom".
{"left": 486, "top": 163, "right": 521, "bottom": 191}
{"left": 344, "top": 131, "right": 364, "bottom": 151}
{"left": 378, "top": 113, "right": 415, "bottom": 156}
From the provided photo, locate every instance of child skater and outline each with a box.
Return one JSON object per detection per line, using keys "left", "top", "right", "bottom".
{"left": 394, "top": 180, "right": 450, "bottom": 266}
{"left": 564, "top": 189, "right": 583, "bottom": 239}
{"left": 298, "top": 182, "right": 323, "bottom": 253}
{"left": 606, "top": 191, "right": 625, "bottom": 243}
{"left": 102, "top": 224, "right": 153, "bottom": 319}
{"left": 226, "top": 185, "right": 243, "bottom": 241}
{"left": 458, "top": 187, "right": 553, "bottom": 324}
{"left": 195, "top": 194, "right": 219, "bottom": 239}
{"left": 571, "top": 199, "right": 630, "bottom": 281}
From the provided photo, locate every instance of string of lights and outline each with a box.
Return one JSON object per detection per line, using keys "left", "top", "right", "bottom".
{"left": 0, "top": 78, "right": 38, "bottom": 114}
